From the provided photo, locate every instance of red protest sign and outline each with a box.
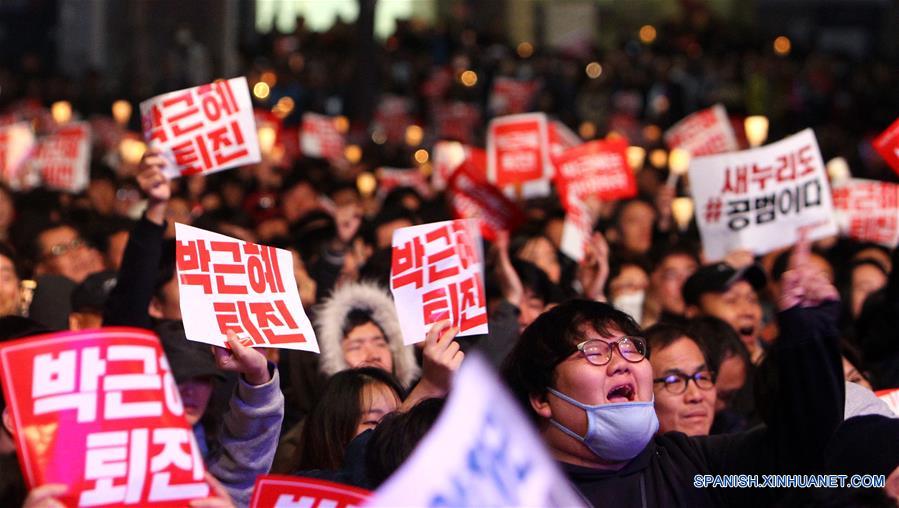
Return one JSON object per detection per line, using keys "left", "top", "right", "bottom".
{"left": 390, "top": 219, "right": 488, "bottom": 344}
{"left": 832, "top": 178, "right": 899, "bottom": 246}
{"left": 377, "top": 167, "right": 432, "bottom": 199}
{"left": 554, "top": 139, "right": 637, "bottom": 208}
{"left": 140, "top": 77, "right": 261, "bottom": 178}
{"left": 0, "top": 328, "right": 212, "bottom": 507}
{"left": 375, "top": 95, "right": 413, "bottom": 145}
{"left": 549, "top": 121, "right": 581, "bottom": 163}
{"left": 873, "top": 117, "right": 899, "bottom": 176}
{"left": 300, "top": 113, "right": 345, "bottom": 160}
{"left": 876, "top": 388, "right": 899, "bottom": 416}
{"left": 175, "top": 223, "right": 320, "bottom": 352}
{"left": 27, "top": 122, "right": 92, "bottom": 193}
{"left": 250, "top": 475, "right": 370, "bottom": 508}
{"left": 448, "top": 149, "right": 525, "bottom": 240}
{"left": 664, "top": 104, "right": 739, "bottom": 156}
{"left": 487, "top": 113, "right": 551, "bottom": 187}
{"left": 489, "top": 77, "right": 540, "bottom": 116}
{"left": 432, "top": 101, "right": 481, "bottom": 144}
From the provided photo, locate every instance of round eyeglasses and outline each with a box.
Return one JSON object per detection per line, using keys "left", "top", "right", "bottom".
{"left": 653, "top": 371, "right": 716, "bottom": 394}
{"left": 576, "top": 336, "right": 648, "bottom": 366}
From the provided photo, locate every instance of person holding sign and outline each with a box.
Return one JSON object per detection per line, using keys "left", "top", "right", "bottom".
{"left": 501, "top": 236, "right": 844, "bottom": 507}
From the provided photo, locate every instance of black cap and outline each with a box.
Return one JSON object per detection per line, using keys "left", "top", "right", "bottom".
{"left": 70, "top": 270, "right": 118, "bottom": 313}
{"left": 682, "top": 262, "right": 767, "bottom": 307}
{"left": 155, "top": 320, "right": 225, "bottom": 384}
{"left": 28, "top": 275, "right": 76, "bottom": 331}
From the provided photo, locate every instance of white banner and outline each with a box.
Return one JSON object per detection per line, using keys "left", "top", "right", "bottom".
{"left": 689, "top": 128, "right": 837, "bottom": 261}
{"left": 664, "top": 104, "right": 738, "bottom": 156}
{"left": 367, "top": 354, "right": 586, "bottom": 508}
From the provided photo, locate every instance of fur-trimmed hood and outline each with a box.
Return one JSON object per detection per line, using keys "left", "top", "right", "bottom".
{"left": 315, "top": 281, "right": 420, "bottom": 388}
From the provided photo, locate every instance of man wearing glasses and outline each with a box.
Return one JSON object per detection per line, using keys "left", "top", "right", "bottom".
{"left": 501, "top": 241, "right": 844, "bottom": 507}
{"left": 33, "top": 223, "right": 104, "bottom": 284}
{"left": 644, "top": 323, "right": 716, "bottom": 436}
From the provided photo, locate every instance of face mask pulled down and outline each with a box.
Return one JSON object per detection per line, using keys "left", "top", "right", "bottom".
{"left": 546, "top": 387, "right": 659, "bottom": 462}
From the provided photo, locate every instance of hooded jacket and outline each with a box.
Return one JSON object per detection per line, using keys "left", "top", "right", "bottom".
{"left": 315, "top": 281, "right": 420, "bottom": 388}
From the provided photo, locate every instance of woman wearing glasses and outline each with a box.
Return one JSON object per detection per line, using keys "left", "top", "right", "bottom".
{"left": 501, "top": 239, "right": 846, "bottom": 507}
{"left": 645, "top": 324, "right": 716, "bottom": 436}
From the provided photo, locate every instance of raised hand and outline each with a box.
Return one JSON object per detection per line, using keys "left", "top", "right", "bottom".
{"left": 22, "top": 484, "right": 68, "bottom": 508}
{"left": 493, "top": 230, "right": 524, "bottom": 306}
{"left": 777, "top": 232, "right": 839, "bottom": 311}
{"left": 212, "top": 330, "right": 271, "bottom": 386}
{"left": 578, "top": 231, "right": 610, "bottom": 302}
{"left": 136, "top": 147, "right": 171, "bottom": 225}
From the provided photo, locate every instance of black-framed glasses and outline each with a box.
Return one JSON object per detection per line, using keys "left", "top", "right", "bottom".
{"left": 576, "top": 336, "right": 647, "bottom": 366}
{"left": 46, "top": 238, "right": 86, "bottom": 258}
{"left": 653, "top": 370, "right": 716, "bottom": 394}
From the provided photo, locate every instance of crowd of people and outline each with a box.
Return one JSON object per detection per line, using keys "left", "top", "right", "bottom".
{"left": 1, "top": 4, "right": 898, "bottom": 507}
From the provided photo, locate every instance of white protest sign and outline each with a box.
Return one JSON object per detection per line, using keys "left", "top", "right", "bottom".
{"left": 27, "top": 122, "right": 91, "bottom": 193}
{"left": 689, "top": 128, "right": 837, "bottom": 261}
{"left": 390, "top": 219, "right": 488, "bottom": 345}
{"left": 367, "top": 354, "right": 587, "bottom": 508}
{"left": 0, "top": 122, "right": 35, "bottom": 188}
{"left": 664, "top": 104, "right": 738, "bottom": 156}
{"left": 560, "top": 195, "right": 593, "bottom": 262}
{"left": 175, "top": 223, "right": 319, "bottom": 352}
{"left": 140, "top": 77, "right": 260, "bottom": 178}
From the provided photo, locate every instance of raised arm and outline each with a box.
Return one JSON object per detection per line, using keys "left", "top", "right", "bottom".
{"left": 102, "top": 149, "right": 170, "bottom": 328}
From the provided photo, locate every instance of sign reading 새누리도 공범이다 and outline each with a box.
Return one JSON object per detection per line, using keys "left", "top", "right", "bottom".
{"left": 389, "top": 219, "right": 488, "bottom": 345}
{"left": 689, "top": 128, "right": 838, "bottom": 261}
{"left": 140, "top": 77, "right": 260, "bottom": 179}
{"left": 175, "top": 223, "right": 319, "bottom": 352}
{"left": 365, "top": 354, "right": 587, "bottom": 508}
{"left": 0, "top": 327, "right": 213, "bottom": 507}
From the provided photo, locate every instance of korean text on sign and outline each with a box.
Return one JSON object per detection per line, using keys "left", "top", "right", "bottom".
{"left": 300, "top": 113, "right": 345, "bottom": 160}
{"left": 689, "top": 128, "right": 837, "bottom": 261}
{"left": 873, "top": 116, "right": 899, "bottom": 177}
{"left": 486, "top": 113, "right": 551, "bottom": 187}
{"left": 366, "top": 355, "right": 586, "bottom": 508}
{"left": 664, "top": 104, "right": 738, "bottom": 157}
{"left": 832, "top": 178, "right": 899, "bottom": 247}
{"left": 0, "top": 328, "right": 212, "bottom": 507}
{"left": 553, "top": 138, "right": 637, "bottom": 209}
{"left": 140, "top": 77, "right": 260, "bottom": 179}
{"left": 250, "top": 475, "right": 371, "bottom": 508}
{"left": 390, "top": 219, "right": 488, "bottom": 345}
{"left": 28, "top": 122, "right": 92, "bottom": 193}
{"left": 447, "top": 149, "right": 525, "bottom": 241}
{"left": 175, "top": 223, "right": 319, "bottom": 352}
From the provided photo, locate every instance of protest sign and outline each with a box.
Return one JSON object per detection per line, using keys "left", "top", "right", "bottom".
{"left": 447, "top": 150, "right": 525, "bottom": 241}
{"left": 486, "top": 113, "right": 551, "bottom": 188}
{"left": 689, "top": 128, "right": 837, "bottom": 261}
{"left": 873, "top": 117, "right": 899, "bottom": 176}
{"left": 27, "top": 122, "right": 92, "bottom": 193}
{"left": 175, "top": 223, "right": 318, "bottom": 352}
{"left": 140, "top": 77, "right": 260, "bottom": 178}
{"left": 560, "top": 195, "right": 593, "bottom": 262}
{"left": 390, "top": 219, "right": 488, "bottom": 345}
{"left": 376, "top": 167, "right": 432, "bottom": 199}
{"left": 0, "top": 328, "right": 212, "bottom": 507}
{"left": 489, "top": 77, "right": 540, "bottom": 116}
{"left": 250, "top": 476, "right": 370, "bottom": 508}
{"left": 832, "top": 178, "right": 899, "bottom": 247}
{"left": 374, "top": 95, "right": 413, "bottom": 145}
{"left": 431, "top": 140, "right": 468, "bottom": 191}
{"left": 432, "top": 102, "right": 480, "bottom": 145}
{"left": 548, "top": 120, "right": 581, "bottom": 165}
{"left": 366, "top": 355, "right": 586, "bottom": 508}
{"left": 0, "top": 122, "right": 36, "bottom": 188}
{"left": 554, "top": 138, "right": 637, "bottom": 209}
{"left": 300, "top": 113, "right": 345, "bottom": 160}
{"left": 664, "top": 104, "right": 739, "bottom": 156}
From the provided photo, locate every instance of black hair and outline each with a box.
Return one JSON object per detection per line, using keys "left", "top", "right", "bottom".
{"left": 770, "top": 246, "right": 832, "bottom": 283}
{"left": 365, "top": 397, "right": 446, "bottom": 487}
{"left": 341, "top": 308, "right": 385, "bottom": 340}
{"left": 511, "top": 258, "right": 564, "bottom": 305}
{"left": 685, "top": 316, "right": 750, "bottom": 374}
{"left": 0, "top": 241, "right": 19, "bottom": 279}
{"left": 649, "top": 241, "right": 700, "bottom": 272}
{"left": 500, "top": 299, "right": 642, "bottom": 422}
{"left": 606, "top": 197, "right": 657, "bottom": 232}
{"left": 297, "top": 367, "right": 405, "bottom": 472}
{"left": 643, "top": 323, "right": 710, "bottom": 365}
{"left": 604, "top": 254, "right": 652, "bottom": 299}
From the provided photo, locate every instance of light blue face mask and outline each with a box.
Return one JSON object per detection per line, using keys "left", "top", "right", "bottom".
{"left": 546, "top": 387, "right": 659, "bottom": 462}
